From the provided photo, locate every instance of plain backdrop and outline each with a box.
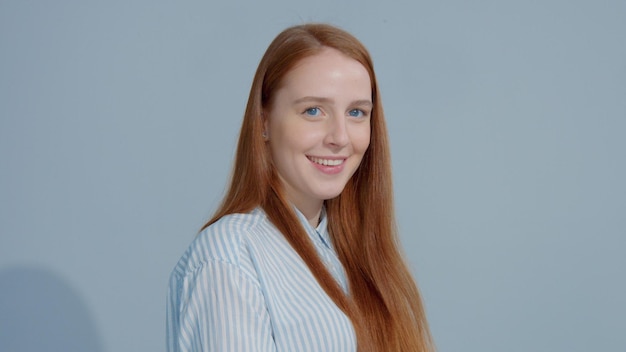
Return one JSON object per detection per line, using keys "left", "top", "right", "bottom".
{"left": 1, "top": 1, "right": 625, "bottom": 351}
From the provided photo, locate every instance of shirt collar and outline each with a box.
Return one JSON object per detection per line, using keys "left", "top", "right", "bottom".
{"left": 292, "top": 205, "right": 333, "bottom": 250}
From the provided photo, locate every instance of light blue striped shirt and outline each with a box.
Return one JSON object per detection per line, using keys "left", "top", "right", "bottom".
{"left": 166, "top": 207, "right": 356, "bottom": 351}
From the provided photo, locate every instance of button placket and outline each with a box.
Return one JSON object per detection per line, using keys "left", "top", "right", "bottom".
{"left": 314, "top": 229, "right": 348, "bottom": 292}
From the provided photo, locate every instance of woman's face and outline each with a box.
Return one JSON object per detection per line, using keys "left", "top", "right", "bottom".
{"left": 265, "top": 47, "right": 372, "bottom": 216}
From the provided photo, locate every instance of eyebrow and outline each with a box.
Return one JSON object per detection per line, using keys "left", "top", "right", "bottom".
{"left": 293, "top": 96, "right": 373, "bottom": 109}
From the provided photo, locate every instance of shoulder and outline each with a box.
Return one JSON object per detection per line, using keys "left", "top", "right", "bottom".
{"left": 170, "top": 208, "right": 270, "bottom": 278}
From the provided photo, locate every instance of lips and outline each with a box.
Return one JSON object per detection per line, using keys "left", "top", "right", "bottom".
{"left": 307, "top": 156, "right": 345, "bottom": 166}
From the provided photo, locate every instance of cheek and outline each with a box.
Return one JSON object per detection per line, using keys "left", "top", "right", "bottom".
{"left": 274, "top": 124, "right": 322, "bottom": 150}
{"left": 352, "top": 125, "right": 371, "bottom": 153}
{"left": 270, "top": 128, "right": 314, "bottom": 157}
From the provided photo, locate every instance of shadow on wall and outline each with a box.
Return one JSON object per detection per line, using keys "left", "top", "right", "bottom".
{"left": 0, "top": 266, "right": 104, "bottom": 352}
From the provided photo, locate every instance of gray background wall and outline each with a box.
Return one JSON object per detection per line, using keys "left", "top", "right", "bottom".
{"left": 1, "top": 1, "right": 624, "bottom": 351}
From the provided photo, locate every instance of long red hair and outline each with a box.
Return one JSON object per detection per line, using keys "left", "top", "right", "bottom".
{"left": 203, "top": 23, "right": 434, "bottom": 352}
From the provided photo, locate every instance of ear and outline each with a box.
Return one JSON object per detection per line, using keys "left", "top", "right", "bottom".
{"left": 262, "top": 111, "right": 268, "bottom": 130}
{"left": 261, "top": 110, "right": 270, "bottom": 141}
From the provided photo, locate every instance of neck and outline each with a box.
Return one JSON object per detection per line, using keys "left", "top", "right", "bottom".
{"left": 294, "top": 200, "right": 323, "bottom": 228}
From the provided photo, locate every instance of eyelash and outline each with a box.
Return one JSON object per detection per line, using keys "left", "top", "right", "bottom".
{"left": 348, "top": 109, "right": 367, "bottom": 118}
{"left": 302, "top": 107, "right": 370, "bottom": 118}
{"left": 303, "top": 107, "right": 322, "bottom": 116}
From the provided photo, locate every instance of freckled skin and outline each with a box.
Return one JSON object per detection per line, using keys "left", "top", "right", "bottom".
{"left": 265, "top": 48, "right": 372, "bottom": 223}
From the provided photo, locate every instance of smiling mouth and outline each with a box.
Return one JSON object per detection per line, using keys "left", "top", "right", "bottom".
{"left": 307, "top": 156, "right": 345, "bottom": 166}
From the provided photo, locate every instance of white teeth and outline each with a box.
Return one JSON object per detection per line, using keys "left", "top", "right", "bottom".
{"left": 309, "top": 157, "right": 343, "bottom": 166}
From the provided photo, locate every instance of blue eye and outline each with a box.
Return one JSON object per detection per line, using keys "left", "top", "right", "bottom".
{"left": 304, "top": 107, "right": 321, "bottom": 116}
{"left": 348, "top": 109, "right": 365, "bottom": 118}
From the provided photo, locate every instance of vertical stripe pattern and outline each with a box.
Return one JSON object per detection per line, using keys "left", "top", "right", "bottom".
{"left": 166, "top": 207, "right": 356, "bottom": 352}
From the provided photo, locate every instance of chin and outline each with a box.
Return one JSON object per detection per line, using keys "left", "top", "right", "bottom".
{"left": 318, "top": 187, "right": 347, "bottom": 201}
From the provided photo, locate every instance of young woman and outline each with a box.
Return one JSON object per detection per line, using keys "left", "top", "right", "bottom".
{"left": 167, "top": 23, "right": 434, "bottom": 352}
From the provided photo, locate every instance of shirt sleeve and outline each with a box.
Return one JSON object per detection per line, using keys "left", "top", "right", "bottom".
{"left": 166, "top": 260, "right": 276, "bottom": 352}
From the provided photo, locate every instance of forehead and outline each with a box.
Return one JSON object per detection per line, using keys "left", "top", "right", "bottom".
{"left": 276, "top": 48, "right": 372, "bottom": 99}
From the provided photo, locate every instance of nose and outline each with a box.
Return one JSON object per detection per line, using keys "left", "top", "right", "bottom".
{"left": 323, "top": 115, "right": 350, "bottom": 149}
